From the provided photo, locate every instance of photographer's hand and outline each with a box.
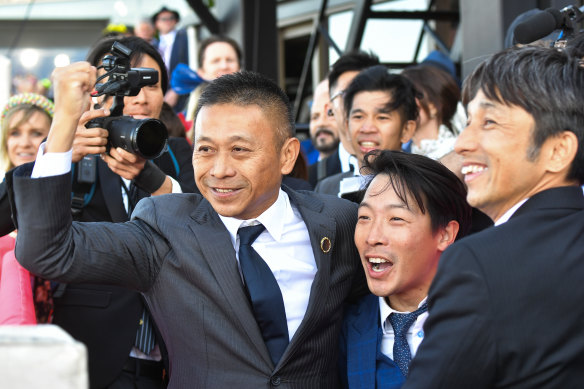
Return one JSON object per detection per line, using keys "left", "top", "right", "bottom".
{"left": 102, "top": 147, "right": 146, "bottom": 180}
{"left": 102, "top": 148, "right": 173, "bottom": 195}
{"left": 46, "top": 62, "right": 96, "bottom": 153}
{"left": 72, "top": 109, "right": 110, "bottom": 163}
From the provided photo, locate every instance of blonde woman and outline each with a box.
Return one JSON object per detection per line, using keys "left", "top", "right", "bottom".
{"left": 0, "top": 93, "right": 53, "bottom": 324}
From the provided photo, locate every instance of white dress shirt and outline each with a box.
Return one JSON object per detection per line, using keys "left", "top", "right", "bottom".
{"left": 379, "top": 297, "right": 428, "bottom": 360}
{"left": 338, "top": 143, "right": 359, "bottom": 174}
{"left": 31, "top": 144, "right": 182, "bottom": 195}
{"left": 494, "top": 198, "right": 528, "bottom": 226}
{"left": 158, "top": 30, "right": 177, "bottom": 71}
{"left": 219, "top": 189, "right": 317, "bottom": 341}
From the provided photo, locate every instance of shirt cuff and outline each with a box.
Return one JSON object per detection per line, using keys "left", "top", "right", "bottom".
{"left": 170, "top": 176, "right": 182, "bottom": 193}
{"left": 31, "top": 142, "right": 73, "bottom": 178}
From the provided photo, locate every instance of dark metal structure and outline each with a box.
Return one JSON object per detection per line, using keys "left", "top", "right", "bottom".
{"left": 290, "top": 0, "right": 459, "bottom": 120}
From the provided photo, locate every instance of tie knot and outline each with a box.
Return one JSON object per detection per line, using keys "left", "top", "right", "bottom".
{"left": 238, "top": 224, "right": 266, "bottom": 246}
{"left": 388, "top": 302, "right": 428, "bottom": 336}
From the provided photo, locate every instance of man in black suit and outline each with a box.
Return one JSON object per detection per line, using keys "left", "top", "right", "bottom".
{"left": 10, "top": 61, "right": 366, "bottom": 387}
{"left": 404, "top": 46, "right": 584, "bottom": 388}
{"left": 152, "top": 6, "right": 189, "bottom": 112}
{"left": 52, "top": 36, "right": 196, "bottom": 389}
{"left": 309, "top": 52, "right": 380, "bottom": 188}
{"left": 307, "top": 79, "right": 340, "bottom": 188}
{"left": 316, "top": 66, "right": 417, "bottom": 200}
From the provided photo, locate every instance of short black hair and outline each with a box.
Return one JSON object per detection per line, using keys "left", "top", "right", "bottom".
{"left": 151, "top": 6, "right": 180, "bottom": 24}
{"left": 462, "top": 45, "right": 584, "bottom": 184}
{"left": 344, "top": 65, "right": 419, "bottom": 124}
{"left": 198, "top": 35, "right": 242, "bottom": 69}
{"left": 361, "top": 150, "right": 472, "bottom": 239}
{"left": 86, "top": 36, "right": 169, "bottom": 94}
{"left": 194, "top": 71, "right": 294, "bottom": 148}
{"left": 328, "top": 50, "right": 380, "bottom": 95}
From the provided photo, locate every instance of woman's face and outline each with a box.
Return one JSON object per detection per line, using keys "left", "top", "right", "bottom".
{"left": 6, "top": 109, "right": 51, "bottom": 167}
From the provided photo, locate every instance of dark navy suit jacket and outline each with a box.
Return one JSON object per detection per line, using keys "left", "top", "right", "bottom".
{"left": 339, "top": 293, "right": 405, "bottom": 389}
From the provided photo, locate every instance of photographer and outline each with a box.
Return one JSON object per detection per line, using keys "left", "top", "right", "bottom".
{"left": 51, "top": 36, "right": 196, "bottom": 389}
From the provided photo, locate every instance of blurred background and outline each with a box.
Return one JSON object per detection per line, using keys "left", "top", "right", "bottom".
{"left": 0, "top": 0, "right": 578, "bottom": 128}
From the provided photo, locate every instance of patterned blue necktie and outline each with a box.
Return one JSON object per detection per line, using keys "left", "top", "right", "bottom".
{"left": 388, "top": 302, "right": 428, "bottom": 377}
{"left": 135, "top": 307, "right": 155, "bottom": 354}
{"left": 238, "top": 224, "right": 289, "bottom": 366}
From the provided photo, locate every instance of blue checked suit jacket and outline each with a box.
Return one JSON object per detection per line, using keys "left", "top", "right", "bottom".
{"left": 339, "top": 293, "right": 405, "bottom": 389}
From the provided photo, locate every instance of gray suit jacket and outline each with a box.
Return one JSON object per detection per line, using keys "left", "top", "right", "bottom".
{"left": 11, "top": 167, "right": 365, "bottom": 389}
{"left": 314, "top": 171, "right": 354, "bottom": 197}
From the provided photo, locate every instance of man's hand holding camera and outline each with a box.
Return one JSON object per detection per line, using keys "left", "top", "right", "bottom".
{"left": 48, "top": 42, "right": 173, "bottom": 195}
{"left": 72, "top": 109, "right": 109, "bottom": 163}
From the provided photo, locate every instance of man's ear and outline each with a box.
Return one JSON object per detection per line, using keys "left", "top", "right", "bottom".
{"left": 280, "top": 137, "right": 300, "bottom": 175}
{"left": 545, "top": 130, "right": 578, "bottom": 177}
{"left": 428, "top": 102, "right": 438, "bottom": 119}
{"left": 436, "top": 220, "right": 459, "bottom": 252}
{"left": 400, "top": 120, "right": 417, "bottom": 144}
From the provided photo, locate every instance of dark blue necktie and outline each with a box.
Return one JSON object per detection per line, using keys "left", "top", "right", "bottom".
{"left": 135, "top": 307, "right": 155, "bottom": 354}
{"left": 388, "top": 302, "right": 428, "bottom": 377}
{"left": 238, "top": 224, "right": 289, "bottom": 366}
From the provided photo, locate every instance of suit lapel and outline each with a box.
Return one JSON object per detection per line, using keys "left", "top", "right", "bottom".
{"left": 276, "top": 188, "right": 337, "bottom": 366}
{"left": 328, "top": 148, "right": 342, "bottom": 176}
{"left": 510, "top": 186, "right": 584, "bottom": 221}
{"left": 189, "top": 200, "right": 273, "bottom": 367}
{"left": 347, "top": 295, "right": 380, "bottom": 388}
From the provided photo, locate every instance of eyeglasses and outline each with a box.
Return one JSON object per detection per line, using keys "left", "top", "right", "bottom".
{"left": 330, "top": 89, "right": 345, "bottom": 103}
{"left": 158, "top": 16, "right": 176, "bottom": 22}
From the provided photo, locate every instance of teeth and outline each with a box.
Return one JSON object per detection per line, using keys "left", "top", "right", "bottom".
{"left": 215, "top": 188, "right": 234, "bottom": 193}
{"left": 360, "top": 142, "right": 377, "bottom": 147}
{"left": 372, "top": 263, "right": 386, "bottom": 272}
{"left": 461, "top": 165, "right": 485, "bottom": 175}
{"left": 369, "top": 258, "right": 387, "bottom": 263}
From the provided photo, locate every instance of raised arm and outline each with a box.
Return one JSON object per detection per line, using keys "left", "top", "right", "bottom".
{"left": 11, "top": 63, "right": 168, "bottom": 292}
{"left": 46, "top": 62, "right": 97, "bottom": 154}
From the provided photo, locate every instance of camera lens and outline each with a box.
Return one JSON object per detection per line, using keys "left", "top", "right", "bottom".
{"left": 107, "top": 117, "right": 168, "bottom": 159}
{"left": 134, "top": 119, "right": 168, "bottom": 159}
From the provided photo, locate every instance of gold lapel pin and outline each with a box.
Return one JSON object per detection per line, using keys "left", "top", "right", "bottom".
{"left": 320, "top": 237, "right": 331, "bottom": 253}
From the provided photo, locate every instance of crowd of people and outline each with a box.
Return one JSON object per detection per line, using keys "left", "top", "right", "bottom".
{"left": 1, "top": 4, "right": 584, "bottom": 389}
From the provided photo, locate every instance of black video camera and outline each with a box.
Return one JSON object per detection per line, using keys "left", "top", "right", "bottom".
{"left": 514, "top": 5, "right": 584, "bottom": 48}
{"left": 86, "top": 41, "right": 168, "bottom": 159}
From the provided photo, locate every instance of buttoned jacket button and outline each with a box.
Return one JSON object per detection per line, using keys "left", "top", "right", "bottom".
{"left": 270, "top": 376, "right": 281, "bottom": 386}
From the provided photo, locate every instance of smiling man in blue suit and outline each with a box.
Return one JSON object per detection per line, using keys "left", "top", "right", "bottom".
{"left": 339, "top": 150, "right": 471, "bottom": 389}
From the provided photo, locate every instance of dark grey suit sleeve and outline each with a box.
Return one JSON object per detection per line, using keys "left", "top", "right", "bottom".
{"left": 12, "top": 167, "right": 168, "bottom": 291}
{"left": 314, "top": 175, "right": 339, "bottom": 196}
{"left": 403, "top": 242, "right": 497, "bottom": 389}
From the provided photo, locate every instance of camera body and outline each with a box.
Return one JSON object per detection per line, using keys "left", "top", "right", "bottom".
{"left": 86, "top": 41, "right": 168, "bottom": 159}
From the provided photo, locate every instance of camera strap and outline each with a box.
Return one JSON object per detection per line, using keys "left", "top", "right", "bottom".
{"left": 71, "top": 155, "right": 98, "bottom": 215}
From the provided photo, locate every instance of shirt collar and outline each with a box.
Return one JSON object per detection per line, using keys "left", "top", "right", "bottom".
{"left": 338, "top": 143, "right": 359, "bottom": 174}
{"left": 379, "top": 296, "right": 428, "bottom": 331}
{"left": 494, "top": 198, "right": 529, "bottom": 226}
{"left": 160, "top": 29, "right": 177, "bottom": 43}
{"left": 219, "top": 189, "right": 289, "bottom": 247}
